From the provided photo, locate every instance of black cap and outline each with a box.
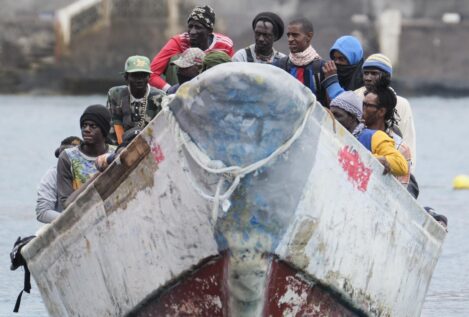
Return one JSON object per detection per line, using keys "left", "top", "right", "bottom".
{"left": 79, "top": 104, "right": 111, "bottom": 137}
{"left": 252, "top": 12, "right": 284, "bottom": 41}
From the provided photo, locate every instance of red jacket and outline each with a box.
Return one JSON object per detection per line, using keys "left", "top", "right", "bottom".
{"left": 149, "top": 32, "right": 234, "bottom": 90}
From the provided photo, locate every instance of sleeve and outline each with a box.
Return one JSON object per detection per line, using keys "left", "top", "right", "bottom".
{"left": 149, "top": 37, "right": 183, "bottom": 91}
{"left": 226, "top": 44, "right": 234, "bottom": 57}
{"left": 106, "top": 89, "right": 121, "bottom": 145}
{"left": 56, "top": 152, "right": 74, "bottom": 212}
{"left": 232, "top": 49, "right": 247, "bottom": 62}
{"left": 396, "top": 97, "right": 417, "bottom": 171}
{"left": 371, "top": 130, "right": 409, "bottom": 177}
{"left": 36, "top": 167, "right": 61, "bottom": 223}
{"left": 322, "top": 74, "right": 345, "bottom": 100}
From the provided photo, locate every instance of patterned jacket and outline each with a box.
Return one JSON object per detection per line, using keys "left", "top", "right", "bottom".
{"left": 106, "top": 85, "right": 165, "bottom": 144}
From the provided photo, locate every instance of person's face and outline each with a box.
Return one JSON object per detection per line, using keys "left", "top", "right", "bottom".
{"left": 287, "top": 23, "right": 312, "bottom": 53}
{"left": 177, "top": 65, "right": 200, "bottom": 84}
{"left": 188, "top": 20, "right": 211, "bottom": 48}
{"left": 126, "top": 72, "right": 149, "bottom": 92}
{"left": 363, "top": 68, "right": 382, "bottom": 91}
{"left": 254, "top": 21, "right": 275, "bottom": 52}
{"left": 332, "top": 50, "right": 348, "bottom": 65}
{"left": 362, "top": 92, "right": 385, "bottom": 127}
{"left": 331, "top": 107, "right": 358, "bottom": 132}
{"left": 81, "top": 120, "right": 105, "bottom": 145}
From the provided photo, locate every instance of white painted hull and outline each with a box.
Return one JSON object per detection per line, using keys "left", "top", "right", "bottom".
{"left": 23, "top": 64, "right": 445, "bottom": 317}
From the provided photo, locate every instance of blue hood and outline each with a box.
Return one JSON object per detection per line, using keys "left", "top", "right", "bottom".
{"left": 329, "top": 35, "right": 363, "bottom": 65}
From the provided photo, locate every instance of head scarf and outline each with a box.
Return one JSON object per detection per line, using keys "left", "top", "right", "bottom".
{"left": 202, "top": 50, "right": 231, "bottom": 71}
{"left": 330, "top": 91, "right": 363, "bottom": 120}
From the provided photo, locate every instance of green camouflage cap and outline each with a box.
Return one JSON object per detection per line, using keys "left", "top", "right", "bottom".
{"left": 124, "top": 55, "right": 152, "bottom": 73}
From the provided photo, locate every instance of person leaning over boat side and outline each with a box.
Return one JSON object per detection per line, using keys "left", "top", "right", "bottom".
{"left": 36, "top": 136, "right": 81, "bottom": 223}
{"left": 56, "top": 105, "right": 116, "bottom": 211}
{"left": 321, "top": 35, "right": 364, "bottom": 100}
{"left": 149, "top": 5, "right": 234, "bottom": 92}
{"left": 355, "top": 53, "right": 417, "bottom": 171}
{"left": 107, "top": 55, "right": 165, "bottom": 145}
{"left": 232, "top": 12, "right": 286, "bottom": 64}
{"left": 274, "top": 17, "right": 328, "bottom": 107}
{"left": 167, "top": 48, "right": 205, "bottom": 94}
{"left": 330, "top": 90, "right": 408, "bottom": 178}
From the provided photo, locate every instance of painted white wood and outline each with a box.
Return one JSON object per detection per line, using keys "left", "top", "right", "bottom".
{"left": 23, "top": 64, "right": 445, "bottom": 317}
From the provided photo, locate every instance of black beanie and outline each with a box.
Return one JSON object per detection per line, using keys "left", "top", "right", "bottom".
{"left": 252, "top": 12, "right": 284, "bottom": 41}
{"left": 79, "top": 104, "right": 111, "bottom": 137}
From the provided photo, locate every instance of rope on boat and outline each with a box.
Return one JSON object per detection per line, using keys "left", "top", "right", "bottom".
{"left": 161, "top": 94, "right": 315, "bottom": 223}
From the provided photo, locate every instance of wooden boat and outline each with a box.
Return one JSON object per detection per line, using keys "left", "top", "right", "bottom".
{"left": 22, "top": 63, "right": 446, "bottom": 316}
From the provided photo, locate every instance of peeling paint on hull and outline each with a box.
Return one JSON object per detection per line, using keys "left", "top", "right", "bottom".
{"left": 22, "top": 64, "right": 445, "bottom": 317}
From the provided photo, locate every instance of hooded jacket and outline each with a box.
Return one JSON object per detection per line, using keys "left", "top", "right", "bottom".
{"left": 322, "top": 35, "right": 364, "bottom": 99}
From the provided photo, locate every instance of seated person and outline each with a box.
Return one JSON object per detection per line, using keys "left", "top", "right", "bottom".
{"left": 329, "top": 90, "right": 408, "bottom": 178}
{"left": 36, "top": 136, "right": 81, "bottom": 223}
{"left": 107, "top": 55, "right": 165, "bottom": 145}
{"left": 149, "top": 5, "right": 234, "bottom": 91}
{"left": 57, "top": 105, "right": 116, "bottom": 211}
{"left": 321, "top": 35, "right": 364, "bottom": 99}
{"left": 167, "top": 48, "right": 205, "bottom": 94}
{"left": 232, "top": 12, "right": 286, "bottom": 64}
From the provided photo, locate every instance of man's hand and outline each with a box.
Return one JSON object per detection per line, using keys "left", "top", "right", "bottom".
{"left": 377, "top": 157, "right": 391, "bottom": 175}
{"left": 322, "top": 61, "right": 337, "bottom": 78}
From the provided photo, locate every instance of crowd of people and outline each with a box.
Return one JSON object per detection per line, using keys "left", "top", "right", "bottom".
{"left": 34, "top": 5, "right": 447, "bottom": 229}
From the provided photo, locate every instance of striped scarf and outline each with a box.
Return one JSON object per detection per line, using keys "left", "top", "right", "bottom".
{"left": 289, "top": 46, "right": 320, "bottom": 66}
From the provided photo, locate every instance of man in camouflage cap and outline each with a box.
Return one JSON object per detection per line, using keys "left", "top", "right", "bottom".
{"left": 167, "top": 48, "right": 205, "bottom": 94}
{"left": 106, "top": 55, "right": 166, "bottom": 145}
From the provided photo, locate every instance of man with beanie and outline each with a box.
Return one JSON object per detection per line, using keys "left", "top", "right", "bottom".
{"left": 329, "top": 91, "right": 364, "bottom": 136}
{"left": 149, "top": 5, "right": 234, "bottom": 92}
{"left": 56, "top": 105, "right": 116, "bottom": 211}
{"left": 107, "top": 55, "right": 165, "bottom": 145}
{"left": 232, "top": 12, "right": 286, "bottom": 64}
{"left": 275, "top": 17, "right": 327, "bottom": 107}
{"left": 201, "top": 50, "right": 232, "bottom": 71}
{"left": 36, "top": 136, "right": 81, "bottom": 223}
{"left": 354, "top": 53, "right": 417, "bottom": 170}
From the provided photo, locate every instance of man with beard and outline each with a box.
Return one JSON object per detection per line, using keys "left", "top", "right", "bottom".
{"left": 107, "top": 55, "right": 165, "bottom": 145}
{"left": 149, "top": 5, "right": 234, "bottom": 92}
{"left": 167, "top": 48, "right": 205, "bottom": 94}
{"left": 232, "top": 12, "right": 285, "bottom": 64}
{"left": 56, "top": 105, "right": 116, "bottom": 211}
{"left": 321, "top": 35, "right": 364, "bottom": 99}
{"left": 275, "top": 17, "right": 327, "bottom": 107}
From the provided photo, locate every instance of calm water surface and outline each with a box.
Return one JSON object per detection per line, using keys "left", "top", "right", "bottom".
{"left": 0, "top": 95, "right": 467, "bottom": 316}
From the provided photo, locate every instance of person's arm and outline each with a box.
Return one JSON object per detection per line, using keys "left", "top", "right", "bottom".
{"left": 106, "top": 89, "right": 123, "bottom": 145}
{"left": 149, "top": 36, "right": 183, "bottom": 91}
{"left": 396, "top": 97, "right": 417, "bottom": 170}
{"left": 56, "top": 152, "right": 74, "bottom": 212}
{"left": 322, "top": 61, "right": 345, "bottom": 100}
{"left": 371, "top": 130, "right": 409, "bottom": 177}
{"left": 36, "top": 167, "right": 61, "bottom": 223}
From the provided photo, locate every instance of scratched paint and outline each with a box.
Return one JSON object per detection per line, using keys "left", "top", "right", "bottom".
{"left": 22, "top": 64, "right": 445, "bottom": 317}
{"left": 337, "top": 145, "right": 372, "bottom": 192}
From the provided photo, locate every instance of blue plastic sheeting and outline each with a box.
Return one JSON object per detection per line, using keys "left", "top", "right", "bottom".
{"left": 170, "top": 63, "right": 315, "bottom": 167}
